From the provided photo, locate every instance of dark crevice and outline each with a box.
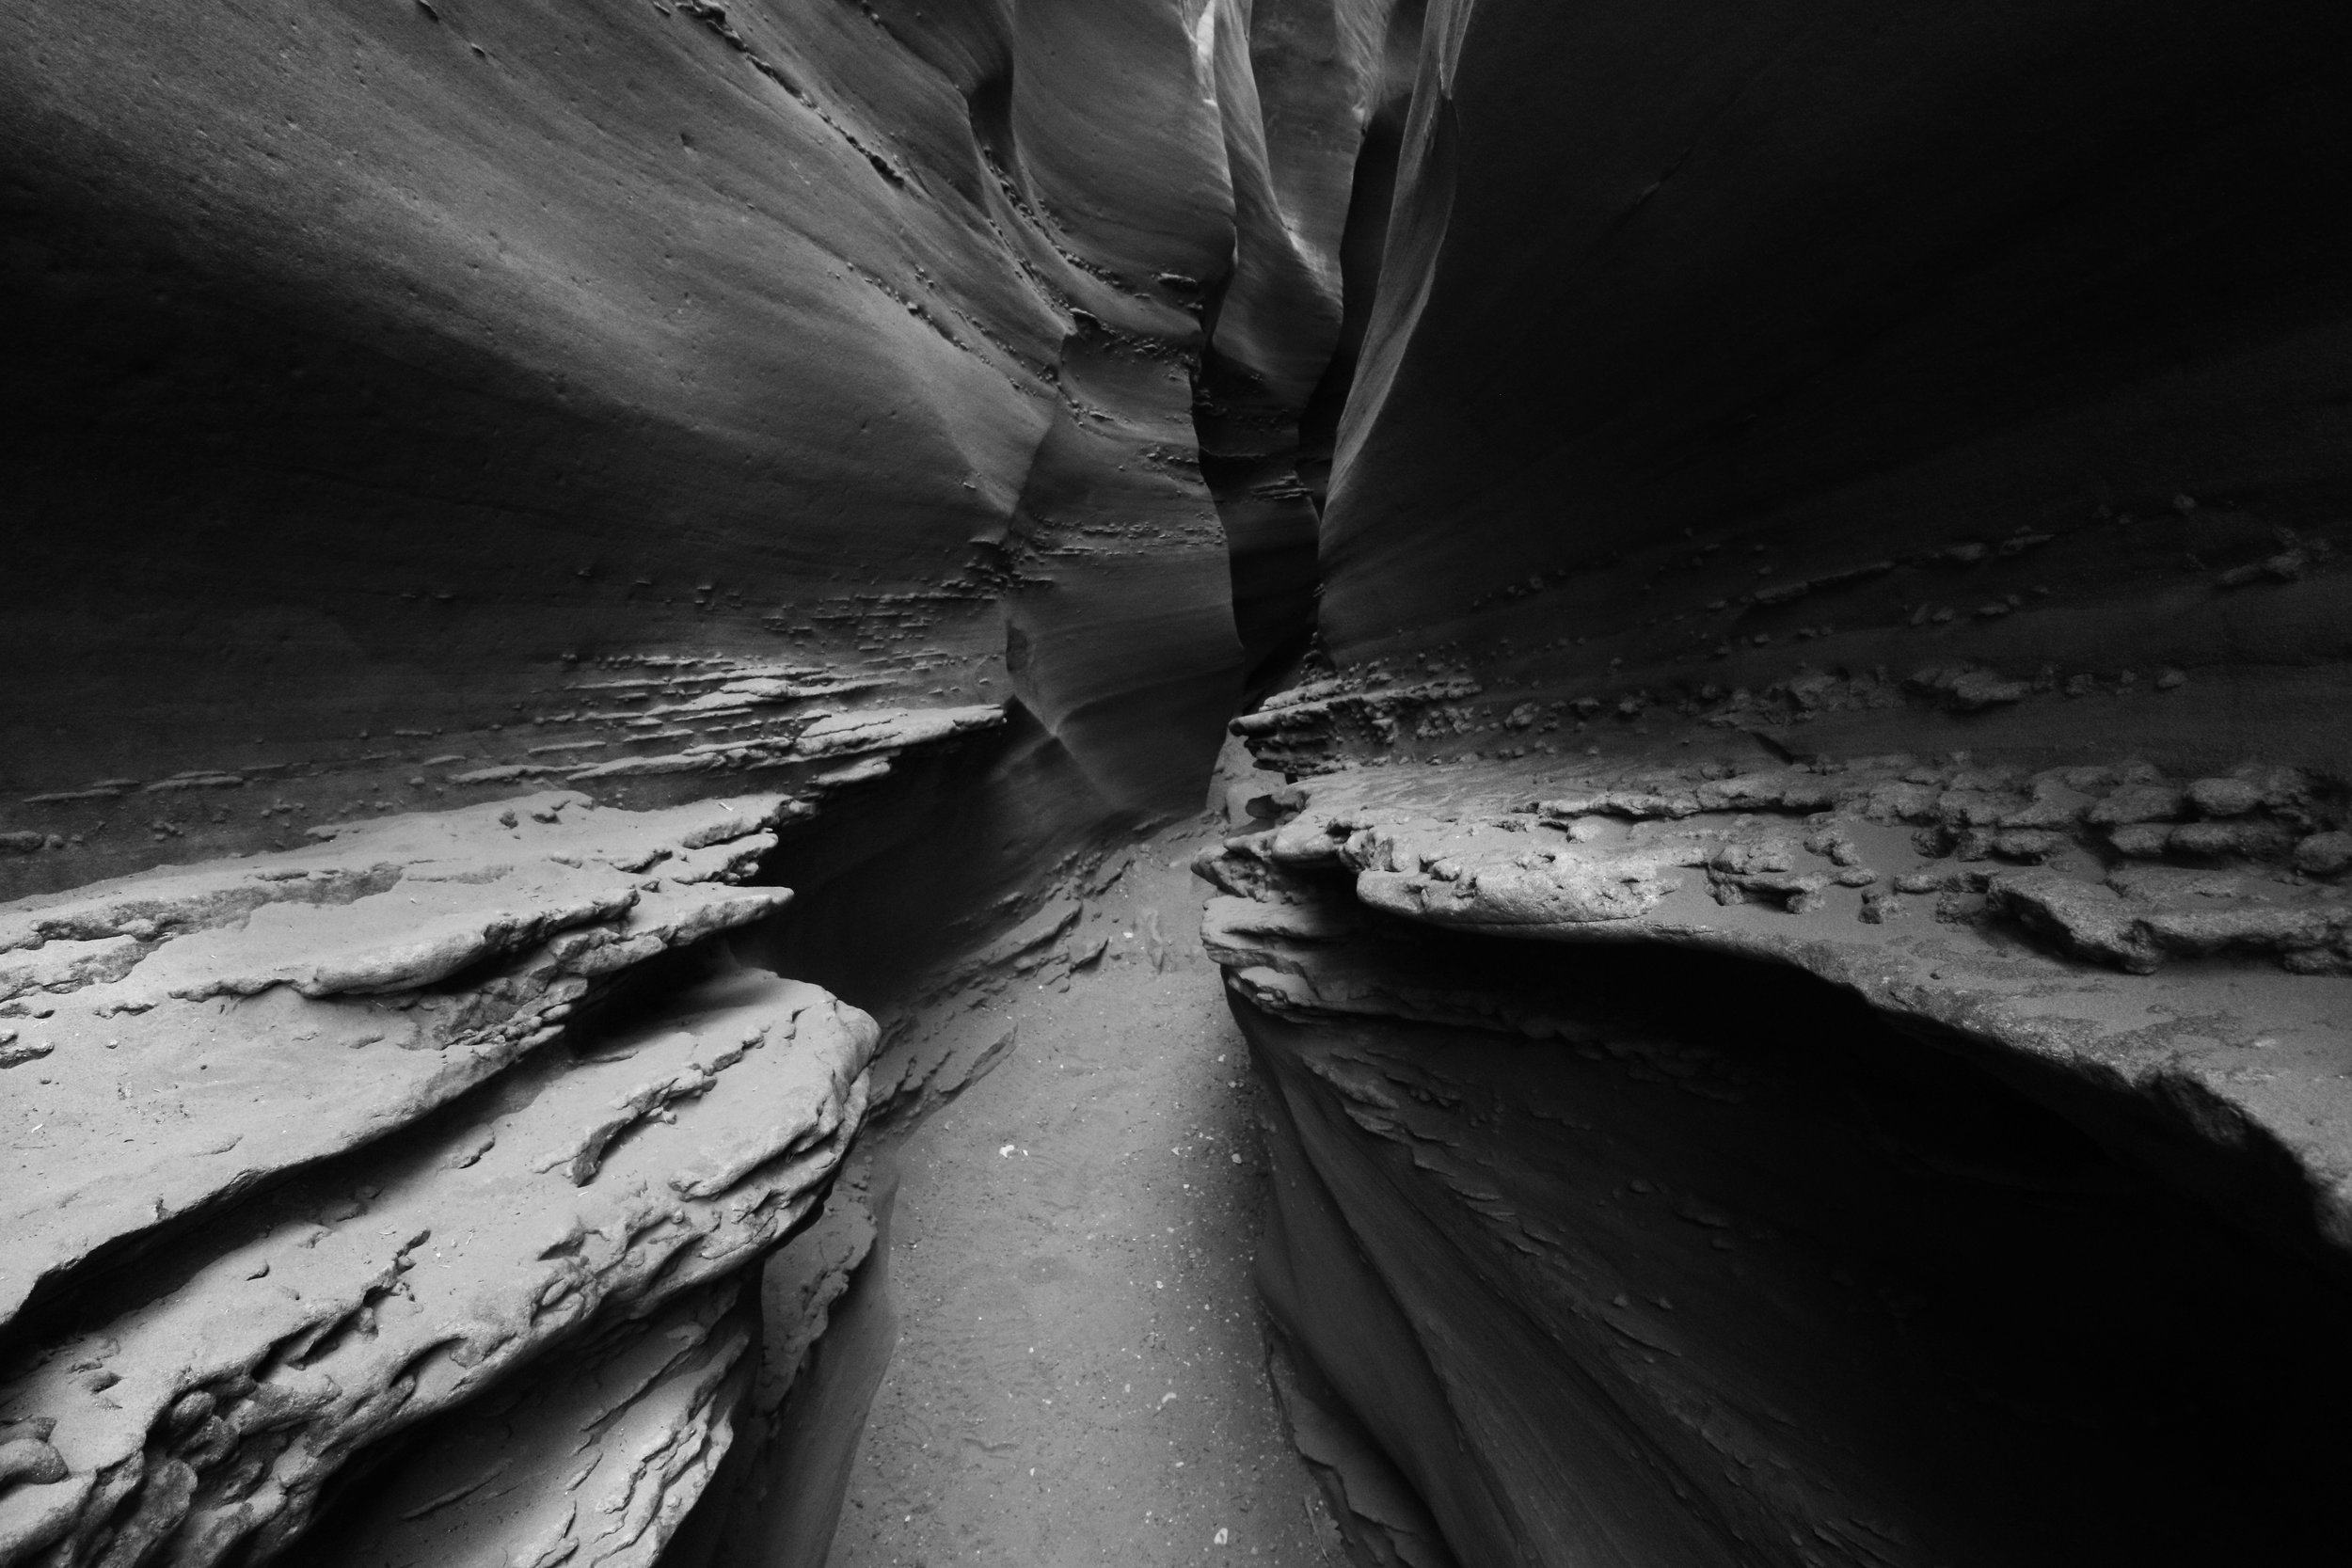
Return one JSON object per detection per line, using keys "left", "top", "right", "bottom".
{"left": 1197, "top": 0, "right": 1427, "bottom": 705}
{"left": 666, "top": 1154, "right": 904, "bottom": 1568}
{"left": 0, "top": 944, "right": 709, "bottom": 1378}
{"left": 964, "top": 68, "right": 1025, "bottom": 212}
{"left": 8, "top": 4, "right": 2350, "bottom": 1566}
{"left": 1239, "top": 934, "right": 2352, "bottom": 1565}
{"left": 1294, "top": 0, "right": 1427, "bottom": 512}
{"left": 737, "top": 705, "right": 1135, "bottom": 1014}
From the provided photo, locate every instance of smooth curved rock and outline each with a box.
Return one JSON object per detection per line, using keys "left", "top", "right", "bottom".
{"left": 1322, "top": 0, "right": 2352, "bottom": 721}
{"left": 14, "top": 0, "right": 2352, "bottom": 1561}
{"left": 0, "top": 0, "right": 1396, "bottom": 858}
{"left": 1236, "top": 975, "right": 2352, "bottom": 1565}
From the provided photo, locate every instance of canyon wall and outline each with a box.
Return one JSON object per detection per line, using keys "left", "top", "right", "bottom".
{"left": 0, "top": 3, "right": 1388, "bottom": 1563}
{"left": 1324, "top": 0, "right": 2352, "bottom": 765}
{"left": 1209, "top": 2, "right": 2352, "bottom": 1560}
{"left": 0, "top": 0, "right": 1406, "bottom": 903}
{"left": 8, "top": 0, "right": 2352, "bottom": 1565}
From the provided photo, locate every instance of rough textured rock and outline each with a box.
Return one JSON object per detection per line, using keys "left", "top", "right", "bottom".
{"left": 1212, "top": 736, "right": 2352, "bottom": 1238}
{"left": 1237, "top": 974, "right": 2352, "bottom": 1564}
{"left": 0, "top": 950, "right": 875, "bottom": 1567}
{"left": 1204, "top": 727, "right": 2352, "bottom": 1561}
{"left": 296, "top": 1281, "right": 758, "bottom": 1568}
{"left": 1321, "top": 0, "right": 2352, "bottom": 722}
{"left": 0, "top": 790, "right": 805, "bottom": 1326}
{"left": 1212, "top": 28, "right": 2352, "bottom": 1513}
{"left": 0, "top": 740, "right": 900, "bottom": 1568}
{"left": 13, "top": 0, "right": 2352, "bottom": 1561}
{"left": 0, "top": 0, "right": 1404, "bottom": 857}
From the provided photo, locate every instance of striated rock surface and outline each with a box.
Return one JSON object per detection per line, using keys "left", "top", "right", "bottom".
{"left": 1190, "top": 0, "right": 2352, "bottom": 1549}
{"left": 1236, "top": 973, "right": 2352, "bottom": 1564}
{"left": 14, "top": 0, "right": 2352, "bottom": 1560}
{"left": 1320, "top": 0, "right": 2352, "bottom": 721}
{"left": 0, "top": 956, "right": 875, "bottom": 1565}
{"left": 2, "top": 0, "right": 1400, "bottom": 1545}
{"left": 0, "top": 773, "right": 882, "bottom": 1568}
{"left": 1205, "top": 710, "right": 2352, "bottom": 1561}
{"left": 0, "top": 0, "right": 1414, "bottom": 844}
{"left": 1, "top": 791, "right": 801, "bottom": 1325}
{"left": 313, "top": 1280, "right": 759, "bottom": 1568}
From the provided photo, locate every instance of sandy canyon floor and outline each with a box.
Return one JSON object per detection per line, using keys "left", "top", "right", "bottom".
{"left": 827, "top": 816, "right": 1344, "bottom": 1568}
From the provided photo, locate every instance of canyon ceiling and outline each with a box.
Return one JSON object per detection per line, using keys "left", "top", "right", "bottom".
{"left": 6, "top": 0, "right": 2352, "bottom": 1564}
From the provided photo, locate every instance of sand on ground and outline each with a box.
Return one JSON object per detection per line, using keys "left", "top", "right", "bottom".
{"left": 827, "top": 817, "right": 1346, "bottom": 1568}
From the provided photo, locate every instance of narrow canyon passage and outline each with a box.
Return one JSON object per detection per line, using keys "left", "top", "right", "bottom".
{"left": 830, "top": 821, "right": 1340, "bottom": 1568}
{"left": 9, "top": 2, "right": 2352, "bottom": 1565}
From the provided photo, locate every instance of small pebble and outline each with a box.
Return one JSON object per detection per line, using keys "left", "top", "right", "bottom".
{"left": 2295, "top": 832, "right": 2352, "bottom": 879}
{"left": 2187, "top": 777, "right": 2262, "bottom": 817}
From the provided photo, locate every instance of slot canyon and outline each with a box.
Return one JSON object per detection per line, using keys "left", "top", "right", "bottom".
{"left": 8, "top": 0, "right": 2352, "bottom": 1563}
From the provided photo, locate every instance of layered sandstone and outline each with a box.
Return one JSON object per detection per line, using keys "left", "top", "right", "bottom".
{"left": 10, "top": 0, "right": 2352, "bottom": 1563}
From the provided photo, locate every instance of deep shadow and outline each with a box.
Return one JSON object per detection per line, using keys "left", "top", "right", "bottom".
{"left": 737, "top": 705, "right": 1138, "bottom": 1014}
{"left": 1241, "top": 927, "right": 2352, "bottom": 1565}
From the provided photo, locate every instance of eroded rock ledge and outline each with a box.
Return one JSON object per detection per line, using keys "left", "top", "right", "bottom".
{"left": 0, "top": 770, "right": 912, "bottom": 1566}
{"left": 1202, "top": 734, "right": 2352, "bottom": 1563}
{"left": 9, "top": 0, "right": 2351, "bottom": 1560}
